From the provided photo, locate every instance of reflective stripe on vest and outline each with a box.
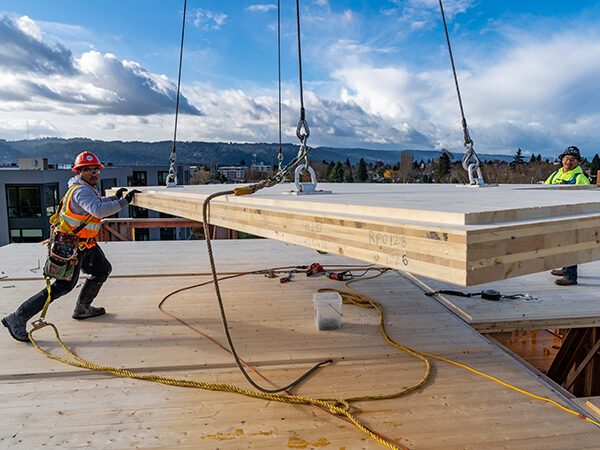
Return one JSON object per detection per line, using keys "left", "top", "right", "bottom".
{"left": 549, "top": 171, "right": 581, "bottom": 185}
{"left": 58, "top": 185, "right": 101, "bottom": 239}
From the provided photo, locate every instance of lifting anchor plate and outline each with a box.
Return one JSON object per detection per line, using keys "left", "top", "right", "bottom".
{"left": 283, "top": 164, "right": 332, "bottom": 196}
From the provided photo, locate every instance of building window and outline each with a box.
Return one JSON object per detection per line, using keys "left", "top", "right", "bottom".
{"left": 158, "top": 171, "right": 169, "bottom": 186}
{"left": 160, "top": 228, "right": 175, "bottom": 240}
{"left": 6, "top": 185, "right": 42, "bottom": 217}
{"left": 132, "top": 171, "right": 147, "bottom": 187}
{"left": 129, "top": 205, "right": 149, "bottom": 219}
{"left": 44, "top": 184, "right": 60, "bottom": 217}
{"left": 10, "top": 228, "right": 43, "bottom": 243}
{"left": 100, "top": 178, "right": 117, "bottom": 196}
{"left": 157, "top": 211, "right": 175, "bottom": 240}
{"left": 134, "top": 229, "right": 150, "bottom": 241}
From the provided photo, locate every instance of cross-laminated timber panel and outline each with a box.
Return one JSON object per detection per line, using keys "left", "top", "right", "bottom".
{"left": 111, "top": 183, "right": 600, "bottom": 286}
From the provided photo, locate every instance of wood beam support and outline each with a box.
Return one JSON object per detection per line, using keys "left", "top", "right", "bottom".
{"left": 547, "top": 327, "right": 600, "bottom": 396}
{"left": 98, "top": 218, "right": 236, "bottom": 241}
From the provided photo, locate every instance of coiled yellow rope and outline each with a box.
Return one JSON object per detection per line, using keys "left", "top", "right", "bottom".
{"left": 28, "top": 269, "right": 430, "bottom": 449}
{"left": 29, "top": 321, "right": 403, "bottom": 446}
{"left": 317, "top": 270, "right": 431, "bottom": 404}
{"left": 29, "top": 268, "right": 597, "bottom": 448}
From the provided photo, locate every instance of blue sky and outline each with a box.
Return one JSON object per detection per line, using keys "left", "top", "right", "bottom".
{"left": 1, "top": 1, "right": 600, "bottom": 157}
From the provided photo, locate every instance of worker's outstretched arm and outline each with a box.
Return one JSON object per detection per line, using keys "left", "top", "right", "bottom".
{"left": 73, "top": 186, "right": 128, "bottom": 218}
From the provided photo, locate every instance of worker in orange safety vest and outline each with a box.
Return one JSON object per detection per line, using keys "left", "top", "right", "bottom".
{"left": 2, "top": 151, "right": 140, "bottom": 342}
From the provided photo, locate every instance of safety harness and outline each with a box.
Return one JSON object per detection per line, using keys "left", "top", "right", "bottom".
{"left": 44, "top": 185, "right": 97, "bottom": 281}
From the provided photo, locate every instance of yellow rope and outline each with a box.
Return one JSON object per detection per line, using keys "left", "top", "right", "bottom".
{"left": 414, "top": 349, "right": 600, "bottom": 428}
{"left": 40, "top": 278, "right": 52, "bottom": 321}
{"left": 317, "top": 270, "right": 431, "bottom": 404}
{"left": 340, "top": 274, "right": 600, "bottom": 430}
{"left": 27, "top": 321, "right": 403, "bottom": 448}
{"left": 27, "top": 269, "right": 431, "bottom": 449}
{"left": 28, "top": 267, "right": 597, "bottom": 450}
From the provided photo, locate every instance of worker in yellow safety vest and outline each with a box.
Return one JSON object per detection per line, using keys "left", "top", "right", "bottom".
{"left": 2, "top": 151, "right": 140, "bottom": 342}
{"left": 545, "top": 146, "right": 590, "bottom": 286}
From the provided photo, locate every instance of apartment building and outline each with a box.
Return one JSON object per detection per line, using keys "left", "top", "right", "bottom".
{"left": 0, "top": 159, "right": 190, "bottom": 246}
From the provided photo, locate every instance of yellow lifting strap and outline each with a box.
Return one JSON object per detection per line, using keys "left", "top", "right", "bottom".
{"left": 31, "top": 278, "right": 52, "bottom": 330}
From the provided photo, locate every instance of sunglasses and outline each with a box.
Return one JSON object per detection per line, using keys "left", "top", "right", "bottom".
{"left": 562, "top": 156, "right": 578, "bottom": 162}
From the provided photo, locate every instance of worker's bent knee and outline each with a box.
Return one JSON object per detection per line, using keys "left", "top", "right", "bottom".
{"left": 93, "top": 263, "right": 112, "bottom": 283}
{"left": 51, "top": 278, "right": 79, "bottom": 298}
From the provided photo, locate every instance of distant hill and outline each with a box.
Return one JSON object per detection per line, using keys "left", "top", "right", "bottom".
{"left": 0, "top": 139, "right": 23, "bottom": 163}
{"left": 4, "top": 138, "right": 517, "bottom": 166}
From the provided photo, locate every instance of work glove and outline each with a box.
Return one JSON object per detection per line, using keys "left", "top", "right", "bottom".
{"left": 125, "top": 189, "right": 142, "bottom": 204}
{"left": 115, "top": 188, "right": 128, "bottom": 199}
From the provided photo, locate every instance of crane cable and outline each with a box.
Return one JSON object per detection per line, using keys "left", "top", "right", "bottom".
{"left": 276, "top": 0, "right": 284, "bottom": 172}
{"left": 190, "top": 1, "right": 318, "bottom": 394}
{"left": 294, "top": 0, "right": 310, "bottom": 173}
{"left": 438, "top": 0, "right": 483, "bottom": 184}
{"left": 166, "top": 0, "right": 187, "bottom": 187}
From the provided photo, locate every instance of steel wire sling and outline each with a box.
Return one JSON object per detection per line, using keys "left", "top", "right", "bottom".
{"left": 438, "top": 0, "right": 484, "bottom": 185}
{"left": 277, "top": 0, "right": 284, "bottom": 172}
{"left": 166, "top": 0, "right": 187, "bottom": 187}
{"left": 294, "top": 0, "right": 311, "bottom": 174}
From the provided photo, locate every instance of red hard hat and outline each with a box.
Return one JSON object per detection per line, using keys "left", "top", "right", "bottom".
{"left": 72, "top": 151, "right": 104, "bottom": 172}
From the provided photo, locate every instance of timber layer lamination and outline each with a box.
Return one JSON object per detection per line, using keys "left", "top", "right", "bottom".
{"left": 113, "top": 183, "right": 600, "bottom": 286}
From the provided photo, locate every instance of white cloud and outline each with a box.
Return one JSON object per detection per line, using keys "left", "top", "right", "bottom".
{"left": 387, "top": 0, "right": 476, "bottom": 35}
{"left": 0, "top": 15, "right": 200, "bottom": 119}
{"left": 404, "top": 0, "right": 474, "bottom": 16}
{"left": 192, "top": 9, "right": 227, "bottom": 31}
{"left": 0, "top": 118, "right": 58, "bottom": 140}
{"left": 16, "top": 15, "right": 42, "bottom": 40}
{"left": 0, "top": 15, "right": 76, "bottom": 75}
{"left": 314, "top": 23, "right": 600, "bottom": 154}
{"left": 2, "top": 12, "right": 600, "bottom": 157}
{"left": 246, "top": 4, "right": 277, "bottom": 13}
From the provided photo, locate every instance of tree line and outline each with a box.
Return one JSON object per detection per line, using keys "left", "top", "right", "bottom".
{"left": 309, "top": 148, "right": 600, "bottom": 184}
{"left": 191, "top": 148, "right": 600, "bottom": 185}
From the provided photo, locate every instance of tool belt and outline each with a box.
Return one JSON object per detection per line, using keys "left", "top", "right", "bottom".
{"left": 43, "top": 229, "right": 79, "bottom": 281}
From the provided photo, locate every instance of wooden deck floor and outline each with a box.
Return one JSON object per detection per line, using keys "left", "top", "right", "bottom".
{"left": 1, "top": 240, "right": 599, "bottom": 448}
{"left": 413, "top": 260, "right": 600, "bottom": 333}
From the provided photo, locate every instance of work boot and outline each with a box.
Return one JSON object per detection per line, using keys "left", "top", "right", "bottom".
{"left": 2, "top": 312, "right": 30, "bottom": 342}
{"left": 72, "top": 278, "right": 106, "bottom": 320}
{"left": 72, "top": 304, "right": 106, "bottom": 320}
{"left": 550, "top": 269, "right": 563, "bottom": 276}
{"left": 555, "top": 278, "right": 577, "bottom": 286}
{"left": 2, "top": 288, "right": 55, "bottom": 342}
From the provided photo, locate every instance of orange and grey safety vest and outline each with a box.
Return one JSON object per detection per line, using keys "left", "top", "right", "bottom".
{"left": 50, "top": 185, "right": 101, "bottom": 248}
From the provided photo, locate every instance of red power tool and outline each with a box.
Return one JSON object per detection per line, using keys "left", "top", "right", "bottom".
{"left": 306, "top": 263, "right": 324, "bottom": 277}
{"left": 327, "top": 271, "right": 349, "bottom": 281}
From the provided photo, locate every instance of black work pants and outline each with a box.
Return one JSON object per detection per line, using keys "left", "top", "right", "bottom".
{"left": 16, "top": 244, "right": 112, "bottom": 320}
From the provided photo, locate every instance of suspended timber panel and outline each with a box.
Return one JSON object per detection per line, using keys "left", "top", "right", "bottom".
{"left": 1, "top": 241, "right": 599, "bottom": 448}
{"left": 111, "top": 183, "right": 600, "bottom": 286}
